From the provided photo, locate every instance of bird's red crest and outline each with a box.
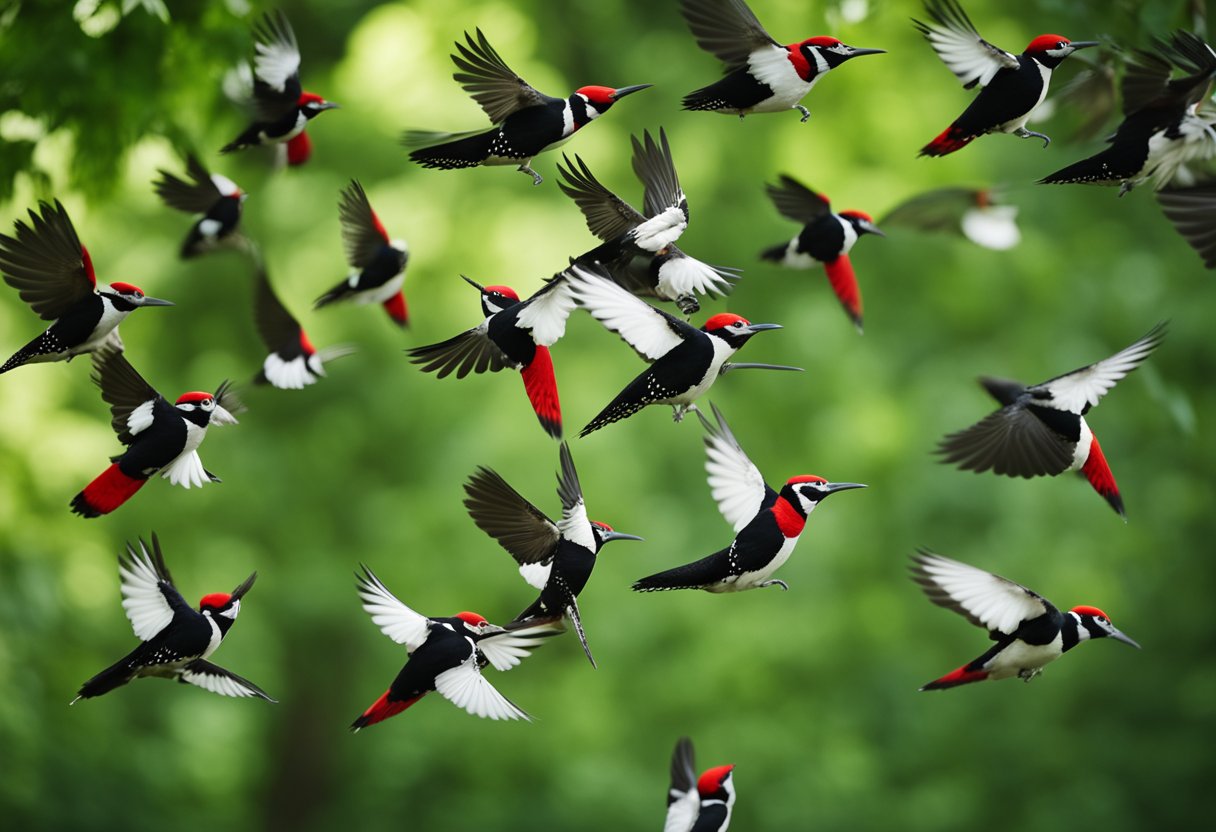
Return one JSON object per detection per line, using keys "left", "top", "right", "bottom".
{"left": 1070, "top": 605, "right": 1110, "bottom": 620}
{"left": 298, "top": 91, "right": 327, "bottom": 106}
{"left": 199, "top": 592, "right": 232, "bottom": 610}
{"left": 485, "top": 285, "right": 520, "bottom": 301}
{"left": 1025, "top": 34, "right": 1069, "bottom": 52}
{"left": 703, "top": 312, "right": 749, "bottom": 331}
{"left": 805, "top": 36, "right": 842, "bottom": 48}
{"left": 697, "top": 764, "right": 734, "bottom": 796}
{"left": 576, "top": 86, "right": 616, "bottom": 105}
{"left": 109, "top": 282, "right": 144, "bottom": 295}
{"left": 591, "top": 520, "right": 614, "bottom": 532}
{"left": 787, "top": 474, "right": 827, "bottom": 485}
{"left": 175, "top": 391, "right": 214, "bottom": 405}
{"left": 840, "top": 209, "right": 875, "bottom": 224}
{"left": 456, "top": 611, "right": 488, "bottom": 626}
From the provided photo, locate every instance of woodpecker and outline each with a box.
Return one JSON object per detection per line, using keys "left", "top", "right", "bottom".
{"left": 1040, "top": 32, "right": 1216, "bottom": 195}
{"left": 938, "top": 322, "right": 1166, "bottom": 518}
{"left": 405, "top": 29, "right": 650, "bottom": 185}
{"left": 914, "top": 0, "right": 1097, "bottom": 156}
{"left": 634, "top": 403, "right": 863, "bottom": 593}
{"left": 350, "top": 565, "right": 563, "bottom": 730}
{"left": 560, "top": 128, "right": 737, "bottom": 315}
{"left": 911, "top": 549, "right": 1140, "bottom": 690}
{"left": 153, "top": 155, "right": 247, "bottom": 259}
{"left": 665, "top": 737, "right": 736, "bottom": 832}
{"left": 567, "top": 269, "right": 799, "bottom": 437}
{"left": 220, "top": 10, "right": 338, "bottom": 164}
{"left": 1157, "top": 183, "right": 1216, "bottom": 268}
{"left": 879, "top": 186, "right": 1021, "bottom": 251}
{"left": 759, "top": 174, "right": 883, "bottom": 333}
{"left": 70, "top": 346, "right": 242, "bottom": 518}
{"left": 408, "top": 266, "right": 590, "bottom": 439}
{"left": 463, "top": 442, "right": 641, "bottom": 668}
{"left": 314, "top": 180, "right": 410, "bottom": 327}
{"left": 73, "top": 534, "right": 272, "bottom": 703}
{"left": 253, "top": 266, "right": 353, "bottom": 390}
{"left": 679, "top": 0, "right": 883, "bottom": 121}
{"left": 0, "top": 200, "right": 172, "bottom": 375}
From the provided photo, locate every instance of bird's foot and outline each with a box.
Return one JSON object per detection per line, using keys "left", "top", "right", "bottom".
{"left": 1018, "top": 667, "right": 1042, "bottom": 683}
{"left": 675, "top": 294, "right": 700, "bottom": 316}
{"left": 795, "top": 105, "right": 811, "bottom": 123}
{"left": 519, "top": 164, "right": 543, "bottom": 186}
{"left": 759, "top": 579, "right": 789, "bottom": 591}
{"left": 1118, "top": 180, "right": 1136, "bottom": 198}
{"left": 1014, "top": 127, "right": 1051, "bottom": 148}
{"left": 672, "top": 404, "right": 690, "bottom": 423}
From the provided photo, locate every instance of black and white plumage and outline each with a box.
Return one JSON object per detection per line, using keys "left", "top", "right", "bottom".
{"left": 350, "top": 565, "right": 563, "bottom": 730}
{"left": 679, "top": 0, "right": 884, "bottom": 121}
{"left": 937, "top": 323, "right": 1166, "bottom": 518}
{"left": 665, "top": 737, "right": 737, "bottom": 832}
{"left": 567, "top": 269, "right": 798, "bottom": 436}
{"left": 253, "top": 267, "right": 352, "bottom": 390}
{"left": 879, "top": 186, "right": 1021, "bottom": 251}
{"left": 153, "top": 155, "right": 247, "bottom": 258}
{"left": 561, "top": 128, "right": 736, "bottom": 314}
{"left": 914, "top": 0, "right": 1097, "bottom": 155}
{"left": 1157, "top": 183, "right": 1216, "bottom": 268}
{"left": 74, "top": 534, "right": 272, "bottom": 703}
{"left": 634, "top": 403, "right": 864, "bottom": 593}
{"left": 0, "top": 200, "right": 172, "bottom": 375}
{"left": 406, "top": 29, "right": 650, "bottom": 185}
{"left": 463, "top": 442, "right": 641, "bottom": 667}
{"left": 1041, "top": 32, "right": 1216, "bottom": 194}
{"left": 910, "top": 549, "right": 1140, "bottom": 690}
{"left": 314, "top": 180, "right": 410, "bottom": 327}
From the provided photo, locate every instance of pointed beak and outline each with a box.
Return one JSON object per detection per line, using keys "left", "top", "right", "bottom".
{"left": 1068, "top": 41, "right": 1100, "bottom": 51}
{"left": 230, "top": 571, "right": 258, "bottom": 602}
{"left": 866, "top": 224, "right": 886, "bottom": 238}
{"left": 137, "top": 295, "right": 174, "bottom": 307}
{"left": 318, "top": 101, "right": 341, "bottom": 110}
{"left": 1108, "top": 628, "right": 1141, "bottom": 649}
{"left": 825, "top": 482, "right": 867, "bottom": 494}
{"left": 745, "top": 322, "right": 782, "bottom": 333}
{"left": 847, "top": 47, "right": 886, "bottom": 58}
{"left": 601, "top": 531, "right": 643, "bottom": 543}
{"left": 611, "top": 84, "right": 652, "bottom": 100}
{"left": 460, "top": 275, "right": 485, "bottom": 292}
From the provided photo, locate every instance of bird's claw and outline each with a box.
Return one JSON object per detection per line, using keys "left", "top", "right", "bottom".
{"left": 760, "top": 579, "right": 789, "bottom": 591}
{"left": 796, "top": 105, "right": 811, "bottom": 123}
{"left": 675, "top": 295, "right": 700, "bottom": 316}
{"left": 1015, "top": 127, "right": 1051, "bottom": 148}
{"left": 672, "top": 405, "right": 689, "bottom": 423}
{"left": 1018, "top": 667, "right": 1042, "bottom": 683}
{"left": 519, "top": 164, "right": 543, "bottom": 186}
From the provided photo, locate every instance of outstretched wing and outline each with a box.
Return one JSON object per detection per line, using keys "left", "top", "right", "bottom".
{"left": 909, "top": 549, "right": 1051, "bottom": 636}
{"left": 698, "top": 402, "right": 771, "bottom": 532}
{"left": 566, "top": 267, "right": 689, "bottom": 362}
{"left": 766, "top": 175, "right": 832, "bottom": 224}
{"left": 1033, "top": 322, "right": 1167, "bottom": 414}
{"left": 1157, "top": 185, "right": 1216, "bottom": 268}
{"left": 0, "top": 199, "right": 96, "bottom": 320}
{"left": 338, "top": 180, "right": 391, "bottom": 270}
{"left": 664, "top": 736, "right": 701, "bottom": 832}
{"left": 679, "top": 0, "right": 779, "bottom": 70}
{"left": 516, "top": 268, "right": 581, "bottom": 347}
{"left": 936, "top": 401, "right": 1075, "bottom": 478}
{"left": 634, "top": 129, "right": 687, "bottom": 223}
{"left": 91, "top": 346, "right": 164, "bottom": 445}
{"left": 408, "top": 320, "right": 513, "bottom": 378}
{"left": 180, "top": 660, "right": 277, "bottom": 702}
{"left": 119, "top": 534, "right": 190, "bottom": 642}
{"left": 451, "top": 28, "right": 552, "bottom": 123}
{"left": 153, "top": 155, "right": 224, "bottom": 214}
{"left": 463, "top": 466, "right": 560, "bottom": 567}
{"left": 912, "top": 0, "right": 1018, "bottom": 89}
{"left": 354, "top": 565, "right": 432, "bottom": 652}
{"left": 434, "top": 651, "right": 530, "bottom": 720}
{"left": 250, "top": 9, "right": 302, "bottom": 120}
{"left": 476, "top": 616, "right": 566, "bottom": 672}
{"left": 557, "top": 154, "right": 646, "bottom": 242}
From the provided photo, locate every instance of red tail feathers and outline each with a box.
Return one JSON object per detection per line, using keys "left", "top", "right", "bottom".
{"left": 1081, "top": 435, "right": 1124, "bottom": 517}
{"left": 382, "top": 292, "right": 409, "bottom": 328}
{"left": 350, "top": 690, "right": 422, "bottom": 731}
{"left": 824, "top": 255, "right": 863, "bottom": 333}
{"left": 520, "top": 346, "right": 562, "bottom": 439}
{"left": 70, "top": 464, "right": 145, "bottom": 518}
{"left": 921, "top": 664, "right": 990, "bottom": 691}
{"left": 286, "top": 131, "right": 312, "bottom": 166}
{"left": 920, "top": 124, "right": 976, "bottom": 157}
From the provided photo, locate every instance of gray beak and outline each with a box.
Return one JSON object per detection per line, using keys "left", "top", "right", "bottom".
{"left": 460, "top": 275, "right": 485, "bottom": 292}
{"left": 1068, "top": 41, "right": 1100, "bottom": 51}
{"left": 866, "top": 224, "right": 886, "bottom": 238}
{"left": 847, "top": 47, "right": 886, "bottom": 58}
{"left": 230, "top": 571, "right": 258, "bottom": 602}
{"left": 611, "top": 84, "right": 652, "bottom": 99}
{"left": 1108, "top": 628, "right": 1141, "bottom": 649}
{"left": 602, "top": 531, "right": 643, "bottom": 543}
{"left": 825, "top": 482, "right": 867, "bottom": 494}
{"left": 318, "top": 101, "right": 341, "bottom": 110}
{"left": 137, "top": 296, "right": 175, "bottom": 307}
{"left": 745, "top": 322, "right": 782, "bottom": 333}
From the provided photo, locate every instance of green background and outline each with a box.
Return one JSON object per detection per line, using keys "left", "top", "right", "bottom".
{"left": 1, "top": 1, "right": 1213, "bottom": 829}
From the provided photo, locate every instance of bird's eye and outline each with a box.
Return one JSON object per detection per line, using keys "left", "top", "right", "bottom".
{"left": 202, "top": 398, "right": 214, "bottom": 409}
{"left": 132, "top": 290, "right": 143, "bottom": 298}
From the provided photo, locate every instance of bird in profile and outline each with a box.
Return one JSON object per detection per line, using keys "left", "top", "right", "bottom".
{"left": 879, "top": 186, "right": 1020, "bottom": 251}
{"left": 759, "top": 174, "right": 883, "bottom": 333}
{"left": 664, "top": 736, "right": 736, "bottom": 832}
{"left": 910, "top": 549, "right": 1140, "bottom": 690}
{"left": 678, "top": 0, "right": 884, "bottom": 121}
{"left": 74, "top": 534, "right": 272, "bottom": 703}
{"left": 153, "top": 155, "right": 248, "bottom": 259}
{"left": 937, "top": 322, "right": 1167, "bottom": 518}
{"left": 560, "top": 128, "right": 737, "bottom": 315}
{"left": 252, "top": 266, "right": 353, "bottom": 390}
{"left": 405, "top": 29, "right": 650, "bottom": 185}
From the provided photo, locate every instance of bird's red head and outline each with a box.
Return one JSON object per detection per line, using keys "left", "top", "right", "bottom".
{"left": 298, "top": 91, "right": 327, "bottom": 106}
{"left": 484, "top": 285, "right": 520, "bottom": 302}
{"left": 1070, "top": 605, "right": 1110, "bottom": 620}
{"left": 576, "top": 86, "right": 617, "bottom": 106}
{"left": 199, "top": 592, "right": 232, "bottom": 611}
{"left": 109, "top": 281, "right": 145, "bottom": 296}
{"left": 697, "top": 764, "right": 735, "bottom": 797}
{"left": 804, "top": 36, "right": 842, "bottom": 48}
{"left": 456, "top": 611, "right": 488, "bottom": 626}
{"left": 591, "top": 521, "right": 614, "bottom": 532}
{"left": 703, "top": 312, "right": 750, "bottom": 332}
{"left": 1025, "top": 34, "right": 1070, "bottom": 53}
{"left": 175, "top": 391, "right": 214, "bottom": 406}
{"left": 786, "top": 475, "right": 827, "bottom": 486}
{"left": 839, "top": 209, "right": 876, "bottom": 224}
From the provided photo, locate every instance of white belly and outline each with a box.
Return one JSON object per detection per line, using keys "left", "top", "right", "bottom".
{"left": 984, "top": 634, "right": 1064, "bottom": 680}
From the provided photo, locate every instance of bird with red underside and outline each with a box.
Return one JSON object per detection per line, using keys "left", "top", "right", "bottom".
{"left": 350, "top": 565, "right": 563, "bottom": 731}
{"left": 314, "top": 180, "right": 410, "bottom": 327}
{"left": 74, "top": 534, "right": 273, "bottom": 704}
{"left": 665, "top": 737, "right": 736, "bottom": 832}
{"left": 759, "top": 174, "right": 883, "bottom": 333}
{"left": 567, "top": 268, "right": 800, "bottom": 437}
{"left": 678, "top": 0, "right": 883, "bottom": 121}
{"left": 560, "top": 128, "right": 737, "bottom": 316}
{"left": 913, "top": 0, "right": 1097, "bottom": 156}
{"left": 253, "top": 266, "right": 353, "bottom": 390}
{"left": 153, "top": 155, "right": 248, "bottom": 259}
{"left": 937, "top": 322, "right": 1166, "bottom": 519}
{"left": 463, "top": 442, "right": 642, "bottom": 668}
{"left": 407, "top": 265, "right": 592, "bottom": 439}
{"left": 910, "top": 549, "right": 1140, "bottom": 690}
{"left": 404, "top": 28, "right": 650, "bottom": 185}
{"left": 634, "top": 403, "right": 864, "bottom": 593}
{"left": 70, "top": 345, "right": 242, "bottom": 518}
{"left": 220, "top": 10, "right": 339, "bottom": 165}
{"left": 0, "top": 200, "right": 172, "bottom": 376}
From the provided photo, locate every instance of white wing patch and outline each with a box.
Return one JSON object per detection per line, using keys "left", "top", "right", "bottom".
{"left": 961, "top": 206, "right": 1020, "bottom": 250}
{"left": 568, "top": 269, "right": 684, "bottom": 360}
{"left": 915, "top": 552, "right": 1046, "bottom": 635}
{"left": 557, "top": 499, "right": 595, "bottom": 551}
{"left": 262, "top": 353, "right": 321, "bottom": 390}
{"left": 656, "top": 255, "right": 733, "bottom": 299}
{"left": 126, "top": 400, "right": 155, "bottom": 436}
{"left": 702, "top": 408, "right": 767, "bottom": 532}
{"left": 630, "top": 207, "right": 687, "bottom": 253}
{"left": 664, "top": 789, "right": 700, "bottom": 832}
{"left": 254, "top": 32, "right": 300, "bottom": 93}
{"left": 516, "top": 275, "right": 579, "bottom": 347}
{"left": 356, "top": 569, "right": 431, "bottom": 652}
{"left": 518, "top": 560, "right": 553, "bottom": 591}
{"left": 119, "top": 541, "right": 174, "bottom": 641}
{"left": 161, "top": 450, "right": 209, "bottom": 488}
{"left": 179, "top": 666, "right": 264, "bottom": 699}
{"left": 433, "top": 653, "right": 529, "bottom": 721}
{"left": 210, "top": 174, "right": 240, "bottom": 198}
{"left": 920, "top": 19, "right": 1018, "bottom": 88}
{"left": 747, "top": 43, "right": 808, "bottom": 99}
{"left": 477, "top": 620, "right": 566, "bottom": 672}
{"left": 1040, "top": 324, "right": 1165, "bottom": 414}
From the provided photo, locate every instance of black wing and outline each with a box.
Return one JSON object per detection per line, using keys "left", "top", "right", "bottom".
{"left": 252, "top": 267, "right": 303, "bottom": 353}
{"left": 0, "top": 200, "right": 95, "bottom": 320}
{"left": 338, "top": 180, "right": 391, "bottom": 270}
{"left": 91, "top": 346, "right": 163, "bottom": 445}
{"left": 633, "top": 128, "right": 687, "bottom": 222}
{"left": 463, "top": 465, "right": 560, "bottom": 565}
{"left": 451, "top": 29, "right": 553, "bottom": 123}
{"left": 556, "top": 154, "right": 645, "bottom": 241}
{"left": 936, "top": 403, "right": 1074, "bottom": 478}
{"left": 1157, "top": 185, "right": 1216, "bottom": 268}
{"left": 153, "top": 155, "right": 223, "bottom": 214}
{"left": 766, "top": 175, "right": 832, "bottom": 224}
{"left": 250, "top": 10, "right": 303, "bottom": 122}
{"left": 407, "top": 321, "right": 512, "bottom": 378}
{"left": 679, "top": 0, "right": 779, "bottom": 70}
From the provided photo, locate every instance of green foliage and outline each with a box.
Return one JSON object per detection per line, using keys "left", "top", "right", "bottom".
{"left": 1, "top": 1, "right": 1214, "bottom": 830}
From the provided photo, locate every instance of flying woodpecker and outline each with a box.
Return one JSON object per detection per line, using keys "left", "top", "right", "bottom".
{"left": 665, "top": 737, "right": 737, "bottom": 832}
{"left": 253, "top": 266, "right": 353, "bottom": 390}
{"left": 153, "top": 155, "right": 248, "bottom": 259}
{"left": 879, "top": 186, "right": 1021, "bottom": 251}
